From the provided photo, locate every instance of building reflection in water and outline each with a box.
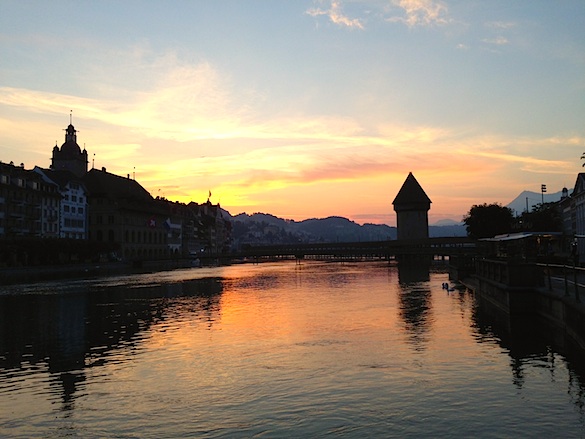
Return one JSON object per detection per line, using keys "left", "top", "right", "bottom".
{"left": 0, "top": 277, "right": 223, "bottom": 413}
{"left": 397, "top": 259, "right": 432, "bottom": 350}
{"left": 472, "top": 293, "right": 585, "bottom": 413}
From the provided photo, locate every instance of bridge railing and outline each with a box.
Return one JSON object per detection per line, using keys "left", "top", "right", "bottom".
{"left": 228, "top": 237, "right": 476, "bottom": 259}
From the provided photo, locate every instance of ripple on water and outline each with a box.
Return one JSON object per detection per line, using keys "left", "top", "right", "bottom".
{"left": 1, "top": 262, "right": 585, "bottom": 438}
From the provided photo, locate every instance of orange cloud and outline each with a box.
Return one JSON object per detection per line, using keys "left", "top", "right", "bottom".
{"left": 306, "top": 0, "right": 364, "bottom": 30}
{"left": 388, "top": 0, "right": 449, "bottom": 27}
{"left": 1, "top": 49, "right": 581, "bottom": 226}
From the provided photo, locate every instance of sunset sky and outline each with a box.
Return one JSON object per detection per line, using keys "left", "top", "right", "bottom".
{"left": 1, "top": 1, "right": 583, "bottom": 225}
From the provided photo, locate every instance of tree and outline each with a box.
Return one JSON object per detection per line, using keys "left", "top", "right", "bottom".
{"left": 463, "top": 203, "right": 514, "bottom": 238}
{"left": 517, "top": 202, "right": 562, "bottom": 232}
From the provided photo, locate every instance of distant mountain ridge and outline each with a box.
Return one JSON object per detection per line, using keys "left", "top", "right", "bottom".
{"left": 506, "top": 190, "right": 564, "bottom": 215}
{"left": 222, "top": 188, "right": 565, "bottom": 247}
{"left": 226, "top": 211, "right": 466, "bottom": 247}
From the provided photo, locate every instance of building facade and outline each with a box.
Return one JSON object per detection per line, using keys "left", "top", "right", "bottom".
{"left": 34, "top": 167, "right": 89, "bottom": 239}
{"left": 561, "top": 174, "right": 585, "bottom": 264}
{"left": 0, "top": 162, "right": 61, "bottom": 238}
{"left": 83, "top": 167, "right": 171, "bottom": 260}
{"left": 2, "top": 119, "right": 231, "bottom": 263}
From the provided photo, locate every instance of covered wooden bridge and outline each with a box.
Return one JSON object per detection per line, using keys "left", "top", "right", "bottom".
{"left": 228, "top": 237, "right": 476, "bottom": 262}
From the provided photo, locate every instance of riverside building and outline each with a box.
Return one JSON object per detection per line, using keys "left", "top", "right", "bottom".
{"left": 1, "top": 119, "right": 231, "bottom": 265}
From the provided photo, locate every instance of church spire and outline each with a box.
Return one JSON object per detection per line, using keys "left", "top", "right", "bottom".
{"left": 65, "top": 110, "right": 77, "bottom": 144}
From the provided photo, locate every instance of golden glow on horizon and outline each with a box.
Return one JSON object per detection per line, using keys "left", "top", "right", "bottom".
{"left": 1, "top": 53, "right": 583, "bottom": 225}
{"left": 1, "top": 1, "right": 584, "bottom": 228}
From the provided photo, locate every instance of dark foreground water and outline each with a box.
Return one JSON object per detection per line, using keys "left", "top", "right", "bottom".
{"left": 1, "top": 261, "right": 585, "bottom": 438}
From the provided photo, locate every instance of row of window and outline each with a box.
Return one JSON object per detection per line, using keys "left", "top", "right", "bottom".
{"left": 0, "top": 218, "right": 38, "bottom": 228}
{"left": 64, "top": 205, "right": 84, "bottom": 214}
{"left": 64, "top": 194, "right": 84, "bottom": 203}
{"left": 43, "top": 208, "right": 58, "bottom": 218}
{"left": 41, "top": 206, "right": 84, "bottom": 216}
{"left": 0, "top": 175, "right": 44, "bottom": 190}
{"left": 124, "top": 229, "right": 166, "bottom": 244}
{"left": 64, "top": 218, "right": 85, "bottom": 228}
{"left": 42, "top": 198, "right": 59, "bottom": 207}
{"left": 43, "top": 222, "right": 58, "bottom": 233}
{"left": 94, "top": 215, "right": 115, "bottom": 225}
{"left": 0, "top": 190, "right": 42, "bottom": 202}
{"left": 63, "top": 232, "right": 84, "bottom": 239}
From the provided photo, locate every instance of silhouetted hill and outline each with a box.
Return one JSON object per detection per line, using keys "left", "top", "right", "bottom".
{"left": 429, "top": 224, "right": 466, "bottom": 237}
{"left": 226, "top": 211, "right": 466, "bottom": 247}
{"left": 224, "top": 186, "right": 571, "bottom": 247}
{"left": 232, "top": 212, "right": 288, "bottom": 228}
{"left": 296, "top": 216, "right": 394, "bottom": 242}
{"left": 434, "top": 219, "right": 461, "bottom": 226}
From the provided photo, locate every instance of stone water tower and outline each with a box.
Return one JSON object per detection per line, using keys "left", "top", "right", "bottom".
{"left": 392, "top": 172, "right": 431, "bottom": 240}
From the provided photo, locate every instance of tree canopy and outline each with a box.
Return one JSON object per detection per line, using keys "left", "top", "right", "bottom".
{"left": 517, "top": 202, "right": 562, "bottom": 232}
{"left": 463, "top": 203, "right": 514, "bottom": 239}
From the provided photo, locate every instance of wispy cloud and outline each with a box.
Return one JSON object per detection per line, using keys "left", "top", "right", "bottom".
{"left": 0, "top": 58, "right": 248, "bottom": 143}
{"left": 486, "top": 21, "right": 517, "bottom": 30}
{"left": 306, "top": 0, "right": 364, "bottom": 29}
{"left": 387, "top": 0, "right": 449, "bottom": 27}
{"left": 482, "top": 36, "right": 509, "bottom": 46}
{"left": 3, "top": 76, "right": 577, "bottom": 194}
{"left": 1, "top": 46, "right": 581, "bottom": 223}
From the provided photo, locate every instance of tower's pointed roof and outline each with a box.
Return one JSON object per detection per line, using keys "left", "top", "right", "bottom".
{"left": 392, "top": 172, "right": 431, "bottom": 209}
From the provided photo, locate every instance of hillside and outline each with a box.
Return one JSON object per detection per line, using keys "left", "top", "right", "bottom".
{"left": 223, "top": 187, "right": 569, "bottom": 247}
{"left": 506, "top": 190, "right": 564, "bottom": 215}
{"left": 227, "top": 212, "right": 466, "bottom": 247}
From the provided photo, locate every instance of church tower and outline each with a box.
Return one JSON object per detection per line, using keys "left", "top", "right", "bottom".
{"left": 50, "top": 117, "right": 88, "bottom": 177}
{"left": 392, "top": 172, "right": 431, "bottom": 240}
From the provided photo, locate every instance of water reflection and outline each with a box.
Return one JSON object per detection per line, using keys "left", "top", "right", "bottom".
{"left": 397, "top": 259, "right": 430, "bottom": 284}
{"left": 397, "top": 261, "right": 432, "bottom": 350}
{"left": 472, "top": 295, "right": 585, "bottom": 413}
{"left": 1, "top": 262, "right": 585, "bottom": 437}
{"left": 0, "top": 277, "right": 223, "bottom": 412}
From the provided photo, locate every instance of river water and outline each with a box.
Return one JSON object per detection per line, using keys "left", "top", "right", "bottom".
{"left": 1, "top": 260, "right": 584, "bottom": 438}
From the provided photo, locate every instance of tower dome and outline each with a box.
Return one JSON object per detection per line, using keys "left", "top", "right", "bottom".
{"left": 50, "top": 118, "right": 88, "bottom": 177}
{"left": 60, "top": 124, "right": 82, "bottom": 156}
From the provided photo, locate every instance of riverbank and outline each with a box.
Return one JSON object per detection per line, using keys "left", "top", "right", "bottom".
{"left": 460, "top": 272, "right": 585, "bottom": 352}
{"left": 0, "top": 258, "right": 197, "bottom": 285}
